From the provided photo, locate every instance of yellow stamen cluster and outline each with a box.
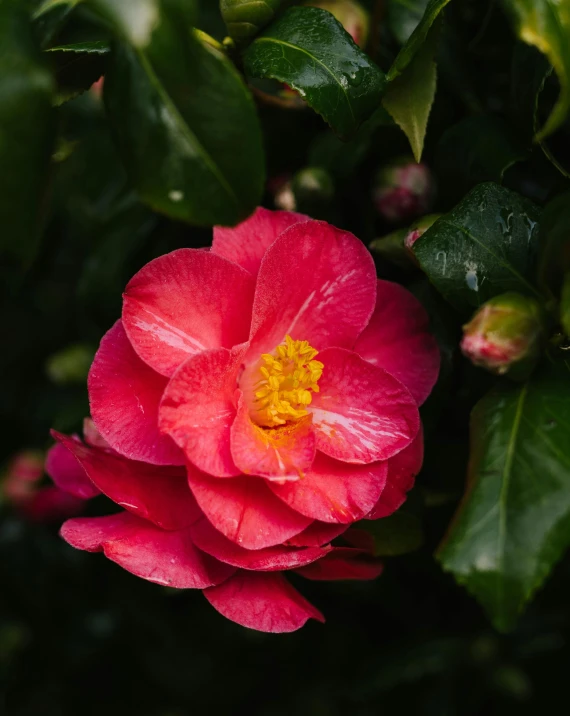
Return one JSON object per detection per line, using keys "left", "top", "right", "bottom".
{"left": 253, "top": 335, "right": 324, "bottom": 428}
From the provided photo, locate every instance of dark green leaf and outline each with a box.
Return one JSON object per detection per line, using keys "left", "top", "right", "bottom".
{"left": 0, "top": 0, "right": 55, "bottom": 268}
{"left": 243, "top": 6, "right": 386, "bottom": 138}
{"left": 386, "top": 0, "right": 452, "bottom": 81}
{"left": 93, "top": 0, "right": 265, "bottom": 225}
{"left": 46, "top": 41, "right": 109, "bottom": 105}
{"left": 435, "top": 115, "right": 527, "bottom": 205}
{"left": 438, "top": 358, "right": 570, "bottom": 631}
{"left": 382, "top": 16, "right": 441, "bottom": 161}
{"left": 501, "top": 0, "right": 570, "bottom": 140}
{"left": 413, "top": 183, "right": 542, "bottom": 315}
{"left": 387, "top": 0, "right": 431, "bottom": 45}
{"left": 33, "top": 0, "right": 83, "bottom": 47}
{"left": 221, "top": 0, "right": 285, "bottom": 43}
{"left": 537, "top": 191, "right": 570, "bottom": 296}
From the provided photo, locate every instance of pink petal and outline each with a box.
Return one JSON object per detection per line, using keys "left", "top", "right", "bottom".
{"left": 367, "top": 429, "right": 424, "bottom": 519}
{"left": 203, "top": 570, "right": 324, "bottom": 632}
{"left": 354, "top": 280, "right": 440, "bottom": 405}
{"left": 212, "top": 207, "right": 309, "bottom": 276}
{"left": 295, "top": 548, "right": 384, "bottom": 580}
{"left": 122, "top": 249, "right": 255, "bottom": 377}
{"left": 190, "top": 517, "right": 329, "bottom": 570}
{"left": 159, "top": 347, "right": 245, "bottom": 477}
{"left": 230, "top": 392, "right": 316, "bottom": 479}
{"left": 187, "top": 470, "right": 312, "bottom": 550}
{"left": 19, "top": 487, "right": 86, "bottom": 523}
{"left": 45, "top": 441, "right": 101, "bottom": 499}
{"left": 286, "top": 522, "right": 349, "bottom": 547}
{"left": 88, "top": 320, "right": 184, "bottom": 466}
{"left": 310, "top": 348, "right": 420, "bottom": 463}
{"left": 61, "top": 512, "right": 235, "bottom": 588}
{"left": 247, "top": 220, "right": 377, "bottom": 357}
{"left": 51, "top": 431, "right": 201, "bottom": 531}
{"left": 269, "top": 453, "right": 388, "bottom": 523}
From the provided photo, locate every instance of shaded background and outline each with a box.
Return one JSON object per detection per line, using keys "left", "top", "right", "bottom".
{"left": 2, "top": 1, "right": 570, "bottom": 714}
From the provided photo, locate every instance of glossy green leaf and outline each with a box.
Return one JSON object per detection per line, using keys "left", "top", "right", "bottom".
{"left": 386, "top": 0, "right": 452, "bottom": 81}
{"left": 438, "top": 358, "right": 570, "bottom": 632}
{"left": 501, "top": 0, "right": 570, "bottom": 140}
{"left": 435, "top": 115, "right": 527, "bottom": 205}
{"left": 387, "top": 0, "right": 431, "bottom": 45}
{"left": 221, "top": 0, "right": 286, "bottom": 43}
{"left": 413, "top": 183, "right": 542, "bottom": 316}
{"left": 93, "top": 0, "right": 264, "bottom": 226}
{"left": 46, "top": 41, "right": 109, "bottom": 105}
{"left": 382, "top": 16, "right": 440, "bottom": 161}
{"left": 33, "top": 0, "right": 83, "bottom": 47}
{"left": 0, "top": 0, "right": 55, "bottom": 267}
{"left": 244, "top": 6, "right": 386, "bottom": 138}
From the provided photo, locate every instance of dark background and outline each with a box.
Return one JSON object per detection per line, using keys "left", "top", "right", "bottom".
{"left": 2, "top": 1, "right": 570, "bottom": 714}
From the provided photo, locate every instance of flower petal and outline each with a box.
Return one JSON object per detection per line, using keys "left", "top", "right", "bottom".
{"left": 61, "top": 512, "right": 235, "bottom": 588}
{"left": 187, "top": 470, "right": 312, "bottom": 550}
{"left": 310, "top": 348, "right": 420, "bottom": 463}
{"left": 367, "top": 429, "right": 424, "bottom": 519}
{"left": 285, "top": 522, "right": 349, "bottom": 547}
{"left": 354, "top": 280, "right": 440, "bottom": 405}
{"left": 89, "top": 321, "right": 184, "bottom": 466}
{"left": 247, "top": 220, "right": 377, "bottom": 357}
{"left": 123, "top": 249, "right": 255, "bottom": 377}
{"left": 20, "top": 487, "right": 86, "bottom": 523}
{"left": 269, "top": 453, "right": 388, "bottom": 523}
{"left": 159, "top": 347, "right": 244, "bottom": 477}
{"left": 230, "top": 392, "right": 316, "bottom": 479}
{"left": 203, "top": 570, "right": 324, "bottom": 632}
{"left": 51, "top": 431, "right": 200, "bottom": 531}
{"left": 45, "top": 441, "right": 101, "bottom": 499}
{"left": 295, "top": 548, "right": 384, "bottom": 580}
{"left": 190, "top": 516, "right": 329, "bottom": 570}
{"left": 212, "top": 207, "right": 309, "bottom": 276}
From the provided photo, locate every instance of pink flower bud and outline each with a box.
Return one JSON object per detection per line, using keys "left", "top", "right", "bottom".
{"left": 404, "top": 214, "right": 442, "bottom": 252}
{"left": 373, "top": 158, "right": 434, "bottom": 224}
{"left": 461, "top": 293, "right": 544, "bottom": 378}
{"left": 305, "top": 0, "right": 370, "bottom": 48}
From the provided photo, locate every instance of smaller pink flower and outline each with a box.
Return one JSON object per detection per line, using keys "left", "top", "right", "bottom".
{"left": 373, "top": 159, "right": 433, "bottom": 224}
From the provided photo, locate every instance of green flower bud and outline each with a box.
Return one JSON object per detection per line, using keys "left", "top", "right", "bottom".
{"left": 461, "top": 293, "right": 544, "bottom": 380}
{"left": 304, "top": 0, "right": 370, "bottom": 48}
{"left": 221, "top": 0, "right": 287, "bottom": 43}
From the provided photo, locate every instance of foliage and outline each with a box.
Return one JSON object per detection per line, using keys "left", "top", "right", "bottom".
{"left": 2, "top": 0, "right": 570, "bottom": 712}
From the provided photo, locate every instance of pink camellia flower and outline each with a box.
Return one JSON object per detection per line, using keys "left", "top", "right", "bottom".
{"left": 373, "top": 158, "right": 433, "bottom": 224}
{"left": 55, "top": 209, "right": 439, "bottom": 633}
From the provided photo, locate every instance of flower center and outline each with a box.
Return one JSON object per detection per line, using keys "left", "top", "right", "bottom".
{"left": 251, "top": 335, "right": 324, "bottom": 428}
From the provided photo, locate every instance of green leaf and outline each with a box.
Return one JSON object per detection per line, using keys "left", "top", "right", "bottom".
{"left": 93, "top": 0, "right": 265, "bottom": 225}
{"left": 33, "top": 0, "right": 83, "bottom": 47}
{"left": 387, "top": 0, "right": 431, "bottom": 44}
{"left": 501, "top": 0, "right": 570, "bottom": 140}
{"left": 382, "top": 16, "right": 440, "bottom": 161}
{"left": 538, "top": 191, "right": 570, "bottom": 296}
{"left": 0, "top": 0, "right": 56, "bottom": 268}
{"left": 46, "top": 41, "right": 109, "bottom": 105}
{"left": 221, "top": 0, "right": 285, "bottom": 43}
{"left": 413, "top": 183, "right": 542, "bottom": 316}
{"left": 386, "top": 0, "right": 452, "bottom": 82}
{"left": 435, "top": 115, "right": 528, "bottom": 205}
{"left": 438, "top": 358, "right": 570, "bottom": 632}
{"left": 243, "top": 6, "right": 386, "bottom": 138}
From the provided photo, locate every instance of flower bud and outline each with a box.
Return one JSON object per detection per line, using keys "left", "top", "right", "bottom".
{"left": 291, "top": 167, "right": 335, "bottom": 218}
{"left": 2, "top": 451, "right": 44, "bottom": 504}
{"left": 461, "top": 293, "right": 544, "bottom": 379}
{"left": 304, "top": 0, "right": 370, "bottom": 48}
{"left": 46, "top": 343, "right": 94, "bottom": 385}
{"left": 373, "top": 157, "right": 433, "bottom": 224}
{"left": 404, "top": 213, "right": 442, "bottom": 252}
{"left": 221, "top": 0, "right": 286, "bottom": 43}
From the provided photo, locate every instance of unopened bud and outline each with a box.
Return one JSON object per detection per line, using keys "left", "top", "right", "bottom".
{"left": 373, "top": 157, "right": 433, "bottom": 224}
{"left": 221, "top": 0, "right": 285, "bottom": 42}
{"left": 304, "top": 0, "right": 370, "bottom": 48}
{"left": 461, "top": 293, "right": 544, "bottom": 379}
{"left": 404, "top": 214, "right": 442, "bottom": 252}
